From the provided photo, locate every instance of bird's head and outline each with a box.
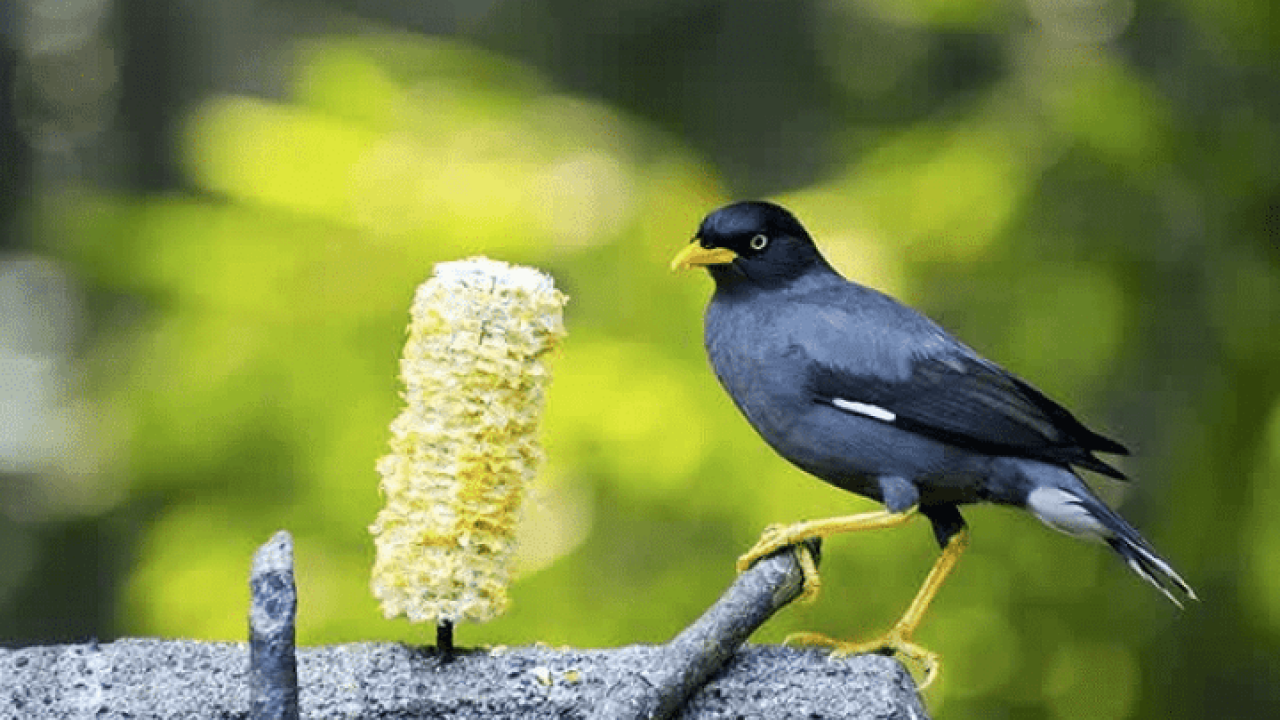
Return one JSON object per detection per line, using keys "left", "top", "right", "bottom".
{"left": 671, "top": 201, "right": 832, "bottom": 289}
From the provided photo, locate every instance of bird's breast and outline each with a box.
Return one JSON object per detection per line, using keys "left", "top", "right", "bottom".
{"left": 705, "top": 299, "right": 802, "bottom": 426}
{"left": 705, "top": 298, "right": 860, "bottom": 477}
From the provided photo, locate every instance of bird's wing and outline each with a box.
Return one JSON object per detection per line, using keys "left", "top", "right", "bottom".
{"left": 792, "top": 292, "right": 1129, "bottom": 478}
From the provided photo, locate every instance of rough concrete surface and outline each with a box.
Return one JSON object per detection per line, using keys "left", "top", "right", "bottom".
{"left": 0, "top": 639, "right": 929, "bottom": 719}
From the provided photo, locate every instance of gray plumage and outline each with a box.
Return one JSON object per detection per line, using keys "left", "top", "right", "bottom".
{"left": 684, "top": 200, "right": 1194, "bottom": 605}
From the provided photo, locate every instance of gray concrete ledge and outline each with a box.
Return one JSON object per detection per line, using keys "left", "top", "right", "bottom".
{"left": 0, "top": 638, "right": 928, "bottom": 719}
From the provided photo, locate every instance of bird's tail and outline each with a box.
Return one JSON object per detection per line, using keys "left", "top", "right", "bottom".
{"left": 1096, "top": 502, "right": 1198, "bottom": 607}
{"left": 1021, "top": 471, "right": 1197, "bottom": 607}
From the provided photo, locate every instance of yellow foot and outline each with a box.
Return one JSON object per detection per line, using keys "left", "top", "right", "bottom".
{"left": 735, "top": 523, "right": 798, "bottom": 572}
{"left": 736, "top": 524, "right": 823, "bottom": 603}
{"left": 785, "top": 629, "right": 941, "bottom": 689}
{"left": 736, "top": 510, "right": 920, "bottom": 604}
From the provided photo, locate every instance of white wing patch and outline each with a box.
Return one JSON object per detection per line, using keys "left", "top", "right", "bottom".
{"left": 832, "top": 397, "right": 897, "bottom": 423}
{"left": 1026, "top": 487, "right": 1109, "bottom": 541}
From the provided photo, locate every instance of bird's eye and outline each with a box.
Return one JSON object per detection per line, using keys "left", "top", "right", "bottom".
{"left": 749, "top": 234, "right": 769, "bottom": 251}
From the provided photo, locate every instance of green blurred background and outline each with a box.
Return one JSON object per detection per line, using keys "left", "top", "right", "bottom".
{"left": 3, "top": 0, "right": 1279, "bottom": 717}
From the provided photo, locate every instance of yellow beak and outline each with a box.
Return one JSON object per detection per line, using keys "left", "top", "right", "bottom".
{"left": 670, "top": 243, "right": 739, "bottom": 272}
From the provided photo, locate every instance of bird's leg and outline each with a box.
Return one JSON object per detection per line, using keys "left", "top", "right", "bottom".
{"left": 787, "top": 527, "right": 971, "bottom": 688}
{"left": 736, "top": 508, "right": 919, "bottom": 603}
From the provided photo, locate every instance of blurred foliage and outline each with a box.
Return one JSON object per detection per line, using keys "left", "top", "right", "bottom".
{"left": 4, "top": 1, "right": 1280, "bottom": 719}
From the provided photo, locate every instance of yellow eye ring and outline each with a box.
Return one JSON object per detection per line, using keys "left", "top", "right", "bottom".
{"left": 750, "top": 234, "right": 769, "bottom": 250}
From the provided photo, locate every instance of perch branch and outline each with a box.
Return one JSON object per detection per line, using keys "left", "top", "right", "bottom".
{"left": 597, "top": 539, "right": 823, "bottom": 719}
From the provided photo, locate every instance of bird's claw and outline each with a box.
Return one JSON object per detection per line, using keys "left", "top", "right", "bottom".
{"left": 785, "top": 629, "right": 941, "bottom": 689}
{"left": 735, "top": 523, "right": 793, "bottom": 572}
{"left": 736, "top": 524, "right": 823, "bottom": 603}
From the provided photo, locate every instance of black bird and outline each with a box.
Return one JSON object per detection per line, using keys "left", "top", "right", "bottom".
{"left": 672, "top": 200, "right": 1194, "bottom": 686}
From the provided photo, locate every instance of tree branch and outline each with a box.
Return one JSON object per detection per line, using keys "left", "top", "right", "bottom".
{"left": 597, "top": 539, "right": 823, "bottom": 719}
